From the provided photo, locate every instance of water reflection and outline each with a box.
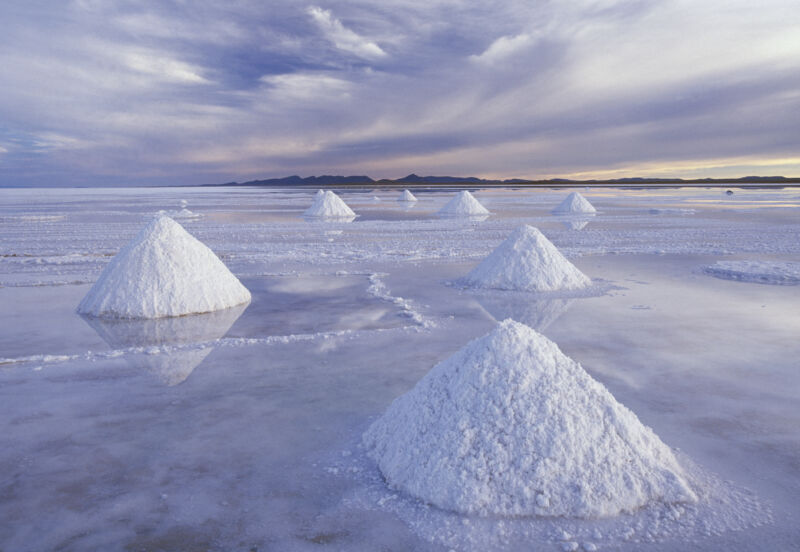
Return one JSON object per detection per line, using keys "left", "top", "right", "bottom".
{"left": 81, "top": 304, "right": 247, "bottom": 385}
{"left": 476, "top": 295, "right": 574, "bottom": 332}
{"left": 437, "top": 214, "right": 490, "bottom": 222}
{"left": 303, "top": 215, "right": 356, "bottom": 224}
{"left": 556, "top": 214, "right": 593, "bottom": 230}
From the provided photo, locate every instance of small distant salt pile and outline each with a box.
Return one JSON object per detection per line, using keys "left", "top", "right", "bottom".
{"left": 363, "top": 320, "right": 697, "bottom": 518}
{"left": 78, "top": 215, "right": 251, "bottom": 319}
{"left": 304, "top": 190, "right": 356, "bottom": 218}
{"left": 553, "top": 191, "right": 596, "bottom": 214}
{"left": 399, "top": 189, "right": 418, "bottom": 202}
{"left": 438, "top": 190, "right": 489, "bottom": 216}
{"left": 463, "top": 225, "right": 590, "bottom": 291}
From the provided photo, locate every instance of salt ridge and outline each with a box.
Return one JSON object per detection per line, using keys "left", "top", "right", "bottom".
{"left": 77, "top": 215, "right": 251, "bottom": 319}
{"left": 363, "top": 319, "right": 697, "bottom": 518}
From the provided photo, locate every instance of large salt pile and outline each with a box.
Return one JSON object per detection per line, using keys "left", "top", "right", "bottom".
{"left": 462, "top": 225, "right": 591, "bottom": 291}
{"left": 363, "top": 319, "right": 697, "bottom": 518}
{"left": 399, "top": 189, "right": 418, "bottom": 202}
{"left": 438, "top": 190, "right": 489, "bottom": 216}
{"left": 77, "top": 215, "right": 251, "bottom": 319}
{"left": 553, "top": 191, "right": 596, "bottom": 214}
{"left": 304, "top": 190, "right": 356, "bottom": 218}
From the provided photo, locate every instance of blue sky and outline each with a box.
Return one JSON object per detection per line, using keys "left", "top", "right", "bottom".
{"left": 1, "top": 0, "right": 799, "bottom": 186}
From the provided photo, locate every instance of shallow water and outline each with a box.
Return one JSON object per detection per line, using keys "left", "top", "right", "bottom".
{"left": 1, "top": 186, "right": 799, "bottom": 551}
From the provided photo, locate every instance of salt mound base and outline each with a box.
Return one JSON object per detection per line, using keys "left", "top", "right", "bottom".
{"left": 304, "top": 190, "right": 356, "bottom": 218}
{"left": 553, "top": 191, "right": 596, "bottom": 214}
{"left": 462, "top": 225, "right": 591, "bottom": 291}
{"left": 438, "top": 190, "right": 489, "bottom": 216}
{"left": 399, "top": 189, "right": 418, "bottom": 202}
{"left": 363, "top": 320, "right": 697, "bottom": 518}
{"left": 77, "top": 215, "right": 251, "bottom": 319}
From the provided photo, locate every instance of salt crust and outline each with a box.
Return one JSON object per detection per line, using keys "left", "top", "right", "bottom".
{"left": 703, "top": 260, "right": 800, "bottom": 285}
{"left": 77, "top": 215, "right": 251, "bottom": 319}
{"left": 363, "top": 319, "right": 697, "bottom": 518}
{"left": 399, "top": 189, "right": 418, "bottom": 202}
{"left": 304, "top": 190, "right": 356, "bottom": 218}
{"left": 553, "top": 192, "right": 596, "bottom": 214}
{"left": 438, "top": 190, "right": 490, "bottom": 216}
{"left": 463, "top": 225, "right": 591, "bottom": 292}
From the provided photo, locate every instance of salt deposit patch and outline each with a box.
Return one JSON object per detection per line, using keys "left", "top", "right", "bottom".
{"left": 553, "top": 192, "right": 596, "bottom": 214}
{"left": 438, "top": 191, "right": 490, "bottom": 216}
{"left": 363, "top": 320, "right": 697, "bottom": 518}
{"left": 304, "top": 191, "right": 356, "bottom": 218}
{"left": 77, "top": 215, "right": 251, "bottom": 318}
{"left": 703, "top": 260, "right": 800, "bottom": 285}
{"left": 462, "top": 225, "right": 591, "bottom": 292}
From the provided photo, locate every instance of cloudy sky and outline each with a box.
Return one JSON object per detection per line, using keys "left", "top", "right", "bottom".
{"left": 1, "top": 0, "right": 799, "bottom": 186}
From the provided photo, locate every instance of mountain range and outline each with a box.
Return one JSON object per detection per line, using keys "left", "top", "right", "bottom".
{"left": 214, "top": 174, "right": 800, "bottom": 187}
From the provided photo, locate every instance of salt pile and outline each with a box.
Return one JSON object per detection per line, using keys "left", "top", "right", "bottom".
{"left": 399, "top": 189, "right": 418, "bottom": 202}
{"left": 77, "top": 215, "right": 251, "bottom": 319}
{"left": 553, "top": 191, "right": 596, "bottom": 214}
{"left": 363, "top": 319, "right": 697, "bottom": 518}
{"left": 438, "top": 190, "right": 489, "bottom": 216}
{"left": 462, "top": 225, "right": 591, "bottom": 291}
{"left": 304, "top": 190, "right": 356, "bottom": 218}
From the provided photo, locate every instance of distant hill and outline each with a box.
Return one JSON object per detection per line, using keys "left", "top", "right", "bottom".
{"left": 235, "top": 175, "right": 374, "bottom": 187}
{"left": 211, "top": 174, "right": 800, "bottom": 187}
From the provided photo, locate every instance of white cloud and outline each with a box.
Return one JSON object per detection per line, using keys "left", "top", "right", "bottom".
{"left": 306, "top": 6, "right": 387, "bottom": 59}
{"left": 0, "top": 145, "right": 8, "bottom": 154}
{"left": 122, "top": 50, "right": 210, "bottom": 85}
{"left": 470, "top": 33, "right": 535, "bottom": 64}
{"left": 259, "top": 72, "right": 352, "bottom": 102}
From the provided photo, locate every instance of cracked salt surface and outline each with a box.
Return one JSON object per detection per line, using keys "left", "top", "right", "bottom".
{"left": 1, "top": 186, "right": 799, "bottom": 551}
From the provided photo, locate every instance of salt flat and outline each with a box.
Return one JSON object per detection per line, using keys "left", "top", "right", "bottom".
{"left": 1, "top": 186, "right": 799, "bottom": 551}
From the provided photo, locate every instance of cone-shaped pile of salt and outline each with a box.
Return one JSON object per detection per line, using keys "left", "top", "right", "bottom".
{"left": 399, "top": 189, "right": 418, "bottom": 202}
{"left": 553, "top": 191, "right": 596, "bottom": 214}
{"left": 438, "top": 190, "right": 489, "bottom": 216}
{"left": 77, "top": 216, "right": 251, "bottom": 319}
{"left": 304, "top": 190, "right": 356, "bottom": 218}
{"left": 363, "top": 320, "right": 697, "bottom": 518}
{"left": 463, "top": 225, "right": 590, "bottom": 291}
